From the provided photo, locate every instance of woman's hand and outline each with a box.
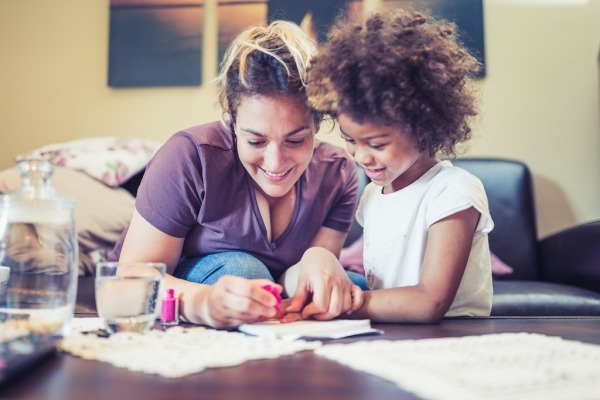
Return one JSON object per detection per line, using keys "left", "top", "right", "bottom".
{"left": 198, "top": 276, "right": 283, "bottom": 329}
{"left": 283, "top": 247, "right": 364, "bottom": 321}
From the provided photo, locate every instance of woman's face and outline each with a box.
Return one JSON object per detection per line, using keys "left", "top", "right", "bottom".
{"left": 234, "top": 95, "right": 317, "bottom": 200}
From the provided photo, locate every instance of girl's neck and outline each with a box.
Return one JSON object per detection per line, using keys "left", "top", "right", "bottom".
{"left": 384, "top": 158, "right": 439, "bottom": 194}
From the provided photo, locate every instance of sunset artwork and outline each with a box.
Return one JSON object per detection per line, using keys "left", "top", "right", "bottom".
{"left": 216, "top": 0, "right": 268, "bottom": 64}
{"left": 107, "top": 0, "right": 485, "bottom": 87}
{"left": 216, "top": 0, "right": 359, "bottom": 65}
{"left": 381, "top": 0, "right": 486, "bottom": 77}
{"left": 108, "top": 0, "right": 203, "bottom": 87}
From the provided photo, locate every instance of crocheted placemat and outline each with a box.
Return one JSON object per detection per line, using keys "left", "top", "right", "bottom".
{"left": 315, "top": 332, "right": 600, "bottom": 400}
{"left": 59, "top": 326, "right": 321, "bottom": 378}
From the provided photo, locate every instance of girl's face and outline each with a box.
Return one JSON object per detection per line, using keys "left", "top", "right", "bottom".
{"left": 234, "top": 95, "right": 316, "bottom": 200}
{"left": 337, "top": 112, "right": 435, "bottom": 193}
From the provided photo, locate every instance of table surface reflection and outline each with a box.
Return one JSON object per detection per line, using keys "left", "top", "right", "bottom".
{"left": 2, "top": 316, "right": 600, "bottom": 400}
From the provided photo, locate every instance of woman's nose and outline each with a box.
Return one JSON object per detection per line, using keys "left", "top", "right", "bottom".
{"left": 263, "top": 144, "right": 286, "bottom": 172}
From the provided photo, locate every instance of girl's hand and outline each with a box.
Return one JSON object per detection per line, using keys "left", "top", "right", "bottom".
{"left": 200, "top": 276, "right": 283, "bottom": 329}
{"left": 279, "top": 298, "right": 303, "bottom": 323}
{"left": 285, "top": 247, "right": 364, "bottom": 320}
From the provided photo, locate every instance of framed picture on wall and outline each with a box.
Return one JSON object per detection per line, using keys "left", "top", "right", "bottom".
{"left": 107, "top": 0, "right": 486, "bottom": 87}
{"left": 108, "top": 0, "right": 204, "bottom": 87}
{"left": 217, "top": 0, "right": 360, "bottom": 66}
{"left": 217, "top": 0, "right": 268, "bottom": 64}
{"left": 266, "top": 0, "right": 361, "bottom": 43}
{"left": 382, "top": 0, "right": 486, "bottom": 77}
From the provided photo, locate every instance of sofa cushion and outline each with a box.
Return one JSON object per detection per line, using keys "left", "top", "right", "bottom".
{"left": 492, "top": 280, "right": 600, "bottom": 316}
{"left": 0, "top": 166, "right": 135, "bottom": 276}
{"left": 453, "top": 158, "right": 540, "bottom": 280}
{"left": 76, "top": 276, "right": 96, "bottom": 313}
{"left": 15, "top": 137, "right": 161, "bottom": 188}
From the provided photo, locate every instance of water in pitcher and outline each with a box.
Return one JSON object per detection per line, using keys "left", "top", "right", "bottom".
{"left": 0, "top": 160, "right": 78, "bottom": 337}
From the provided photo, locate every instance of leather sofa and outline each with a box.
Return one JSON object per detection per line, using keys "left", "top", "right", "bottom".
{"left": 76, "top": 158, "right": 600, "bottom": 317}
{"left": 453, "top": 158, "right": 600, "bottom": 316}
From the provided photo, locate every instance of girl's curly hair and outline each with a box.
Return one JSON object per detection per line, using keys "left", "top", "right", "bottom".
{"left": 307, "top": 9, "right": 480, "bottom": 157}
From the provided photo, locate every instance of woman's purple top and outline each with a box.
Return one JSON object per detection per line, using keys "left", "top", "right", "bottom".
{"left": 135, "top": 121, "right": 358, "bottom": 279}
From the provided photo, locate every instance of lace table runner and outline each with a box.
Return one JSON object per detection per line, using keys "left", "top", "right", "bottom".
{"left": 59, "top": 326, "right": 321, "bottom": 378}
{"left": 315, "top": 333, "right": 600, "bottom": 400}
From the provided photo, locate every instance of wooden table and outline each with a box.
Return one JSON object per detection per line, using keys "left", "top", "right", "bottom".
{"left": 2, "top": 317, "right": 600, "bottom": 400}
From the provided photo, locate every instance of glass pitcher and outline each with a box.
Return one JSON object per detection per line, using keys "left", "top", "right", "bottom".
{"left": 0, "top": 159, "right": 78, "bottom": 337}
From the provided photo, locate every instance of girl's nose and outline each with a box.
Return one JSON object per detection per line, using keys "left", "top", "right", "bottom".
{"left": 351, "top": 145, "right": 371, "bottom": 166}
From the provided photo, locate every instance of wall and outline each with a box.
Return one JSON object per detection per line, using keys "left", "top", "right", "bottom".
{"left": 1, "top": 0, "right": 599, "bottom": 238}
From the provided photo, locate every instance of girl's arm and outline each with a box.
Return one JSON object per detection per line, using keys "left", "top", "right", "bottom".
{"left": 349, "top": 207, "right": 480, "bottom": 323}
{"left": 282, "top": 226, "right": 364, "bottom": 320}
{"left": 119, "top": 210, "right": 280, "bottom": 328}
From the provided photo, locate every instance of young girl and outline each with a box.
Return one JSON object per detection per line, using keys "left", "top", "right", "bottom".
{"left": 307, "top": 9, "right": 494, "bottom": 322}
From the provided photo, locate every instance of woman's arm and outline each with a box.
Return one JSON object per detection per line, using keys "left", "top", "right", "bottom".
{"left": 349, "top": 207, "right": 480, "bottom": 323}
{"left": 119, "top": 210, "right": 281, "bottom": 328}
{"left": 119, "top": 210, "right": 184, "bottom": 272}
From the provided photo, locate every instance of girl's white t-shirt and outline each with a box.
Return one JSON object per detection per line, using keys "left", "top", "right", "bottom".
{"left": 356, "top": 160, "right": 494, "bottom": 317}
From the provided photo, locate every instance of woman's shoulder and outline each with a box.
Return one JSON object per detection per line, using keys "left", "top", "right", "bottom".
{"left": 150, "top": 121, "right": 237, "bottom": 174}
{"left": 171, "top": 121, "right": 235, "bottom": 151}
{"left": 312, "top": 140, "right": 354, "bottom": 165}
{"left": 306, "top": 140, "right": 357, "bottom": 188}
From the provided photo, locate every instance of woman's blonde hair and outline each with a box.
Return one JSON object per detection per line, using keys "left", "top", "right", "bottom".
{"left": 214, "top": 20, "right": 319, "bottom": 123}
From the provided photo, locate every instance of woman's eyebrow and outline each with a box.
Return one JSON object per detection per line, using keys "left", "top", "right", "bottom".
{"left": 239, "top": 126, "right": 311, "bottom": 137}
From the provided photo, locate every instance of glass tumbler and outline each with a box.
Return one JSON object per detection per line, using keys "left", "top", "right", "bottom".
{"left": 95, "top": 262, "right": 166, "bottom": 334}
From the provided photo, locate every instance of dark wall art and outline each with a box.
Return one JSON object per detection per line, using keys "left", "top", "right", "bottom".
{"left": 383, "top": 0, "right": 486, "bottom": 77}
{"left": 107, "top": 0, "right": 485, "bottom": 87}
{"left": 108, "top": 0, "right": 204, "bottom": 87}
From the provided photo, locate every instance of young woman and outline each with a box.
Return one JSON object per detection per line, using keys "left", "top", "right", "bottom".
{"left": 118, "top": 20, "right": 363, "bottom": 329}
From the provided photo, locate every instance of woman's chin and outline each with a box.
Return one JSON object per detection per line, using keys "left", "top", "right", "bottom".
{"left": 259, "top": 184, "right": 293, "bottom": 199}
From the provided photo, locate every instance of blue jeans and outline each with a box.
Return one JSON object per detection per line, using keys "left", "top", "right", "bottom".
{"left": 346, "top": 270, "right": 369, "bottom": 291}
{"left": 174, "top": 251, "right": 370, "bottom": 290}
{"left": 174, "top": 251, "right": 274, "bottom": 284}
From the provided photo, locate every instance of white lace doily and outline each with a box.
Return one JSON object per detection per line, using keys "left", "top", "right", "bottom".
{"left": 59, "top": 326, "right": 321, "bottom": 378}
{"left": 315, "top": 332, "right": 600, "bottom": 400}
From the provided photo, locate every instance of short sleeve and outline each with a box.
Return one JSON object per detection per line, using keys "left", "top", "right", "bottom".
{"left": 322, "top": 157, "right": 359, "bottom": 232}
{"left": 136, "top": 132, "right": 204, "bottom": 237}
{"left": 356, "top": 183, "right": 377, "bottom": 229}
{"left": 425, "top": 169, "right": 494, "bottom": 235}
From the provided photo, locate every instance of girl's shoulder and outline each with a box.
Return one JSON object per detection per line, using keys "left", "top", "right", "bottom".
{"left": 432, "top": 161, "right": 485, "bottom": 192}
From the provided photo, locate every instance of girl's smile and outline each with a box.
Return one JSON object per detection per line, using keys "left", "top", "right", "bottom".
{"left": 337, "top": 113, "right": 437, "bottom": 193}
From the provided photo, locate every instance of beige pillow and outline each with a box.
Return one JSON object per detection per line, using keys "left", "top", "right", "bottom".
{"left": 0, "top": 166, "right": 135, "bottom": 276}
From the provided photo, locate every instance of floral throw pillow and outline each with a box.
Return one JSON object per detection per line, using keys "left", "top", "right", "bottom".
{"left": 15, "top": 137, "right": 162, "bottom": 187}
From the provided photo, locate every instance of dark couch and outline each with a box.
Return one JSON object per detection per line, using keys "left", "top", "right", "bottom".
{"left": 77, "top": 158, "right": 600, "bottom": 316}
{"left": 454, "top": 158, "right": 600, "bottom": 316}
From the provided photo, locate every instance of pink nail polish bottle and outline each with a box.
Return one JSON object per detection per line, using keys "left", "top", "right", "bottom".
{"left": 160, "top": 288, "right": 179, "bottom": 326}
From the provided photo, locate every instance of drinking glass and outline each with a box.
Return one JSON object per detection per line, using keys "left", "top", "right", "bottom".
{"left": 95, "top": 262, "right": 166, "bottom": 334}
